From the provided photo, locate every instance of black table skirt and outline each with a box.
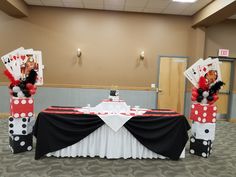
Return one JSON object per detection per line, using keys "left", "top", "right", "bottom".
{"left": 33, "top": 107, "right": 190, "bottom": 160}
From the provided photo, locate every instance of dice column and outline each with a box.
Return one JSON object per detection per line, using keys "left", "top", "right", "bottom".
{"left": 8, "top": 97, "right": 35, "bottom": 153}
{"left": 189, "top": 103, "right": 217, "bottom": 158}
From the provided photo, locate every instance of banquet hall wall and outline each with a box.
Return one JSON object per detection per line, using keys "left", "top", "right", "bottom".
{"left": 0, "top": 6, "right": 235, "bottom": 118}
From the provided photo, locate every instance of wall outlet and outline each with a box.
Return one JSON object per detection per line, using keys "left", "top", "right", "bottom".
{"left": 151, "top": 83, "right": 156, "bottom": 88}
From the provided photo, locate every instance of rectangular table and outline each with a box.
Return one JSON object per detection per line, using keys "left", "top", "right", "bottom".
{"left": 33, "top": 106, "right": 190, "bottom": 160}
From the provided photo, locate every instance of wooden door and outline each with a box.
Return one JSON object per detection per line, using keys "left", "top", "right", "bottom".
{"left": 157, "top": 57, "right": 187, "bottom": 114}
{"left": 215, "top": 61, "right": 232, "bottom": 118}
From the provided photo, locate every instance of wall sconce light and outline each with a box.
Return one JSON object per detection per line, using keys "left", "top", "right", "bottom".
{"left": 77, "top": 48, "right": 82, "bottom": 57}
{"left": 140, "top": 51, "right": 144, "bottom": 60}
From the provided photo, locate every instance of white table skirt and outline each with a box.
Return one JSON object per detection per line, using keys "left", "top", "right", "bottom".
{"left": 47, "top": 124, "right": 185, "bottom": 159}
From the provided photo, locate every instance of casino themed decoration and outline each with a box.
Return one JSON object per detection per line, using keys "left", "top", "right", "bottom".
{"left": 109, "top": 90, "right": 120, "bottom": 101}
{"left": 1, "top": 47, "right": 44, "bottom": 154}
{"left": 184, "top": 57, "right": 224, "bottom": 158}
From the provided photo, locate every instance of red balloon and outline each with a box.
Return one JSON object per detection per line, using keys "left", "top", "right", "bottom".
{"left": 192, "top": 87, "right": 198, "bottom": 92}
{"left": 26, "top": 83, "right": 34, "bottom": 90}
{"left": 213, "top": 95, "right": 219, "bottom": 102}
{"left": 192, "top": 90, "right": 198, "bottom": 97}
{"left": 191, "top": 96, "right": 197, "bottom": 101}
{"left": 9, "top": 90, "right": 13, "bottom": 95}
{"left": 208, "top": 100, "right": 215, "bottom": 105}
{"left": 30, "top": 89, "right": 36, "bottom": 95}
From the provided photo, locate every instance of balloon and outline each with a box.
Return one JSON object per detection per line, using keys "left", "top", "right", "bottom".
{"left": 30, "top": 89, "right": 36, "bottom": 95}
{"left": 9, "top": 83, "right": 14, "bottom": 89}
{"left": 22, "top": 90, "right": 31, "bottom": 97}
{"left": 12, "top": 92, "right": 18, "bottom": 97}
{"left": 192, "top": 90, "right": 198, "bottom": 97}
{"left": 202, "top": 91, "right": 209, "bottom": 98}
{"left": 213, "top": 95, "right": 219, "bottom": 102}
{"left": 197, "top": 88, "right": 204, "bottom": 95}
{"left": 17, "top": 91, "right": 25, "bottom": 98}
{"left": 26, "top": 83, "right": 34, "bottom": 90}
{"left": 192, "top": 87, "right": 198, "bottom": 92}
{"left": 207, "top": 95, "right": 214, "bottom": 101}
{"left": 9, "top": 90, "right": 13, "bottom": 95}
{"left": 12, "top": 86, "right": 21, "bottom": 93}
{"left": 197, "top": 95, "right": 203, "bottom": 103}
{"left": 191, "top": 96, "right": 197, "bottom": 101}
{"left": 208, "top": 100, "right": 215, "bottom": 105}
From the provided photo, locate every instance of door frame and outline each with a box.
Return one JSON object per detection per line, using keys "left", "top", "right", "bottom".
{"left": 209, "top": 56, "right": 235, "bottom": 119}
{"left": 156, "top": 55, "right": 188, "bottom": 114}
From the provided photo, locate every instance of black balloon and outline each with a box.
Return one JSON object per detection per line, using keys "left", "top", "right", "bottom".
{"left": 197, "top": 95, "right": 203, "bottom": 102}
{"left": 197, "top": 88, "right": 204, "bottom": 95}
{"left": 209, "top": 90, "right": 215, "bottom": 95}
{"left": 12, "top": 92, "right": 18, "bottom": 97}
{"left": 22, "top": 90, "right": 31, "bottom": 97}
{"left": 207, "top": 95, "right": 214, "bottom": 101}
{"left": 9, "top": 83, "right": 14, "bottom": 89}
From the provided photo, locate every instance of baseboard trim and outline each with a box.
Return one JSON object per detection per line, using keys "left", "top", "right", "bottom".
{"left": 1, "top": 82, "right": 153, "bottom": 91}
{"left": 0, "top": 113, "right": 9, "bottom": 118}
{"left": 228, "top": 119, "right": 236, "bottom": 123}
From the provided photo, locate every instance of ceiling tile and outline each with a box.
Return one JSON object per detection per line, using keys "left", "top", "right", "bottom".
{"left": 84, "top": 3, "right": 104, "bottom": 10}
{"left": 146, "top": 0, "right": 171, "bottom": 9}
{"left": 163, "top": 1, "right": 190, "bottom": 14}
{"left": 143, "top": 8, "right": 163, "bottom": 14}
{"left": 62, "top": 0, "right": 83, "bottom": 2}
{"left": 64, "top": 2, "right": 83, "bottom": 8}
{"left": 181, "top": 0, "right": 213, "bottom": 15}
{"left": 125, "top": 0, "right": 149, "bottom": 7}
{"left": 24, "top": 0, "right": 43, "bottom": 5}
{"left": 41, "top": 0, "right": 64, "bottom": 7}
{"left": 125, "top": 6, "right": 143, "bottom": 12}
{"left": 104, "top": 5, "right": 124, "bottom": 11}
{"left": 24, "top": 0, "right": 214, "bottom": 16}
{"left": 104, "top": 0, "right": 125, "bottom": 6}
{"left": 83, "top": 0, "right": 103, "bottom": 5}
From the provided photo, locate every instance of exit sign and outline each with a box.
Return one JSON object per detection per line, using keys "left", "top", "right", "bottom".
{"left": 218, "top": 49, "right": 229, "bottom": 57}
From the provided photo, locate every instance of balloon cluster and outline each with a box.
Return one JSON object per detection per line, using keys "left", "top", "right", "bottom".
{"left": 191, "top": 76, "right": 224, "bottom": 105}
{"left": 4, "top": 69, "right": 37, "bottom": 98}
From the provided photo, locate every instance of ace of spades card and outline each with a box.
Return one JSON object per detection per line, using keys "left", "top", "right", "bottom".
{"left": 184, "top": 58, "right": 204, "bottom": 87}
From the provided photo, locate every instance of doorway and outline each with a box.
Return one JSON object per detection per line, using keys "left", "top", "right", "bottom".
{"left": 210, "top": 57, "right": 235, "bottom": 119}
{"left": 157, "top": 56, "right": 187, "bottom": 114}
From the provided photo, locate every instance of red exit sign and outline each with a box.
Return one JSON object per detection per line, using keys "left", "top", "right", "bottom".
{"left": 218, "top": 49, "right": 229, "bottom": 57}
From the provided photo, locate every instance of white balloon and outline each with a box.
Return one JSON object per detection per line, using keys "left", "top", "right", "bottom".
{"left": 12, "top": 86, "right": 21, "bottom": 93}
{"left": 202, "top": 91, "right": 209, "bottom": 98}
{"left": 17, "top": 91, "right": 25, "bottom": 98}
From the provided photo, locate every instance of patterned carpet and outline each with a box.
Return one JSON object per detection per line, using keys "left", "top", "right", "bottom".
{"left": 0, "top": 118, "right": 236, "bottom": 177}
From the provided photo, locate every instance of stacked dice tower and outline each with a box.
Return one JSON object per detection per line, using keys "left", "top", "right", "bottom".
{"left": 189, "top": 103, "right": 217, "bottom": 158}
{"left": 9, "top": 97, "right": 35, "bottom": 153}
{"left": 184, "top": 58, "right": 225, "bottom": 158}
{"left": 1, "top": 47, "right": 43, "bottom": 154}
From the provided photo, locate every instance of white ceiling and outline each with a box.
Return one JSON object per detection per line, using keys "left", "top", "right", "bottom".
{"left": 24, "top": 0, "right": 214, "bottom": 16}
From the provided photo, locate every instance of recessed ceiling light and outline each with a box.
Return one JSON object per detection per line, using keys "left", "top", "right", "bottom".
{"left": 173, "top": 0, "right": 197, "bottom": 3}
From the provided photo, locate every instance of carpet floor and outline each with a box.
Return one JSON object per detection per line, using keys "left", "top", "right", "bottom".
{"left": 0, "top": 118, "right": 236, "bottom": 177}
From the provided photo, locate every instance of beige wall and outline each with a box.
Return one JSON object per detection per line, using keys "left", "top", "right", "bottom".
{"left": 0, "top": 7, "right": 192, "bottom": 89}
{"left": 205, "top": 20, "right": 236, "bottom": 91}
